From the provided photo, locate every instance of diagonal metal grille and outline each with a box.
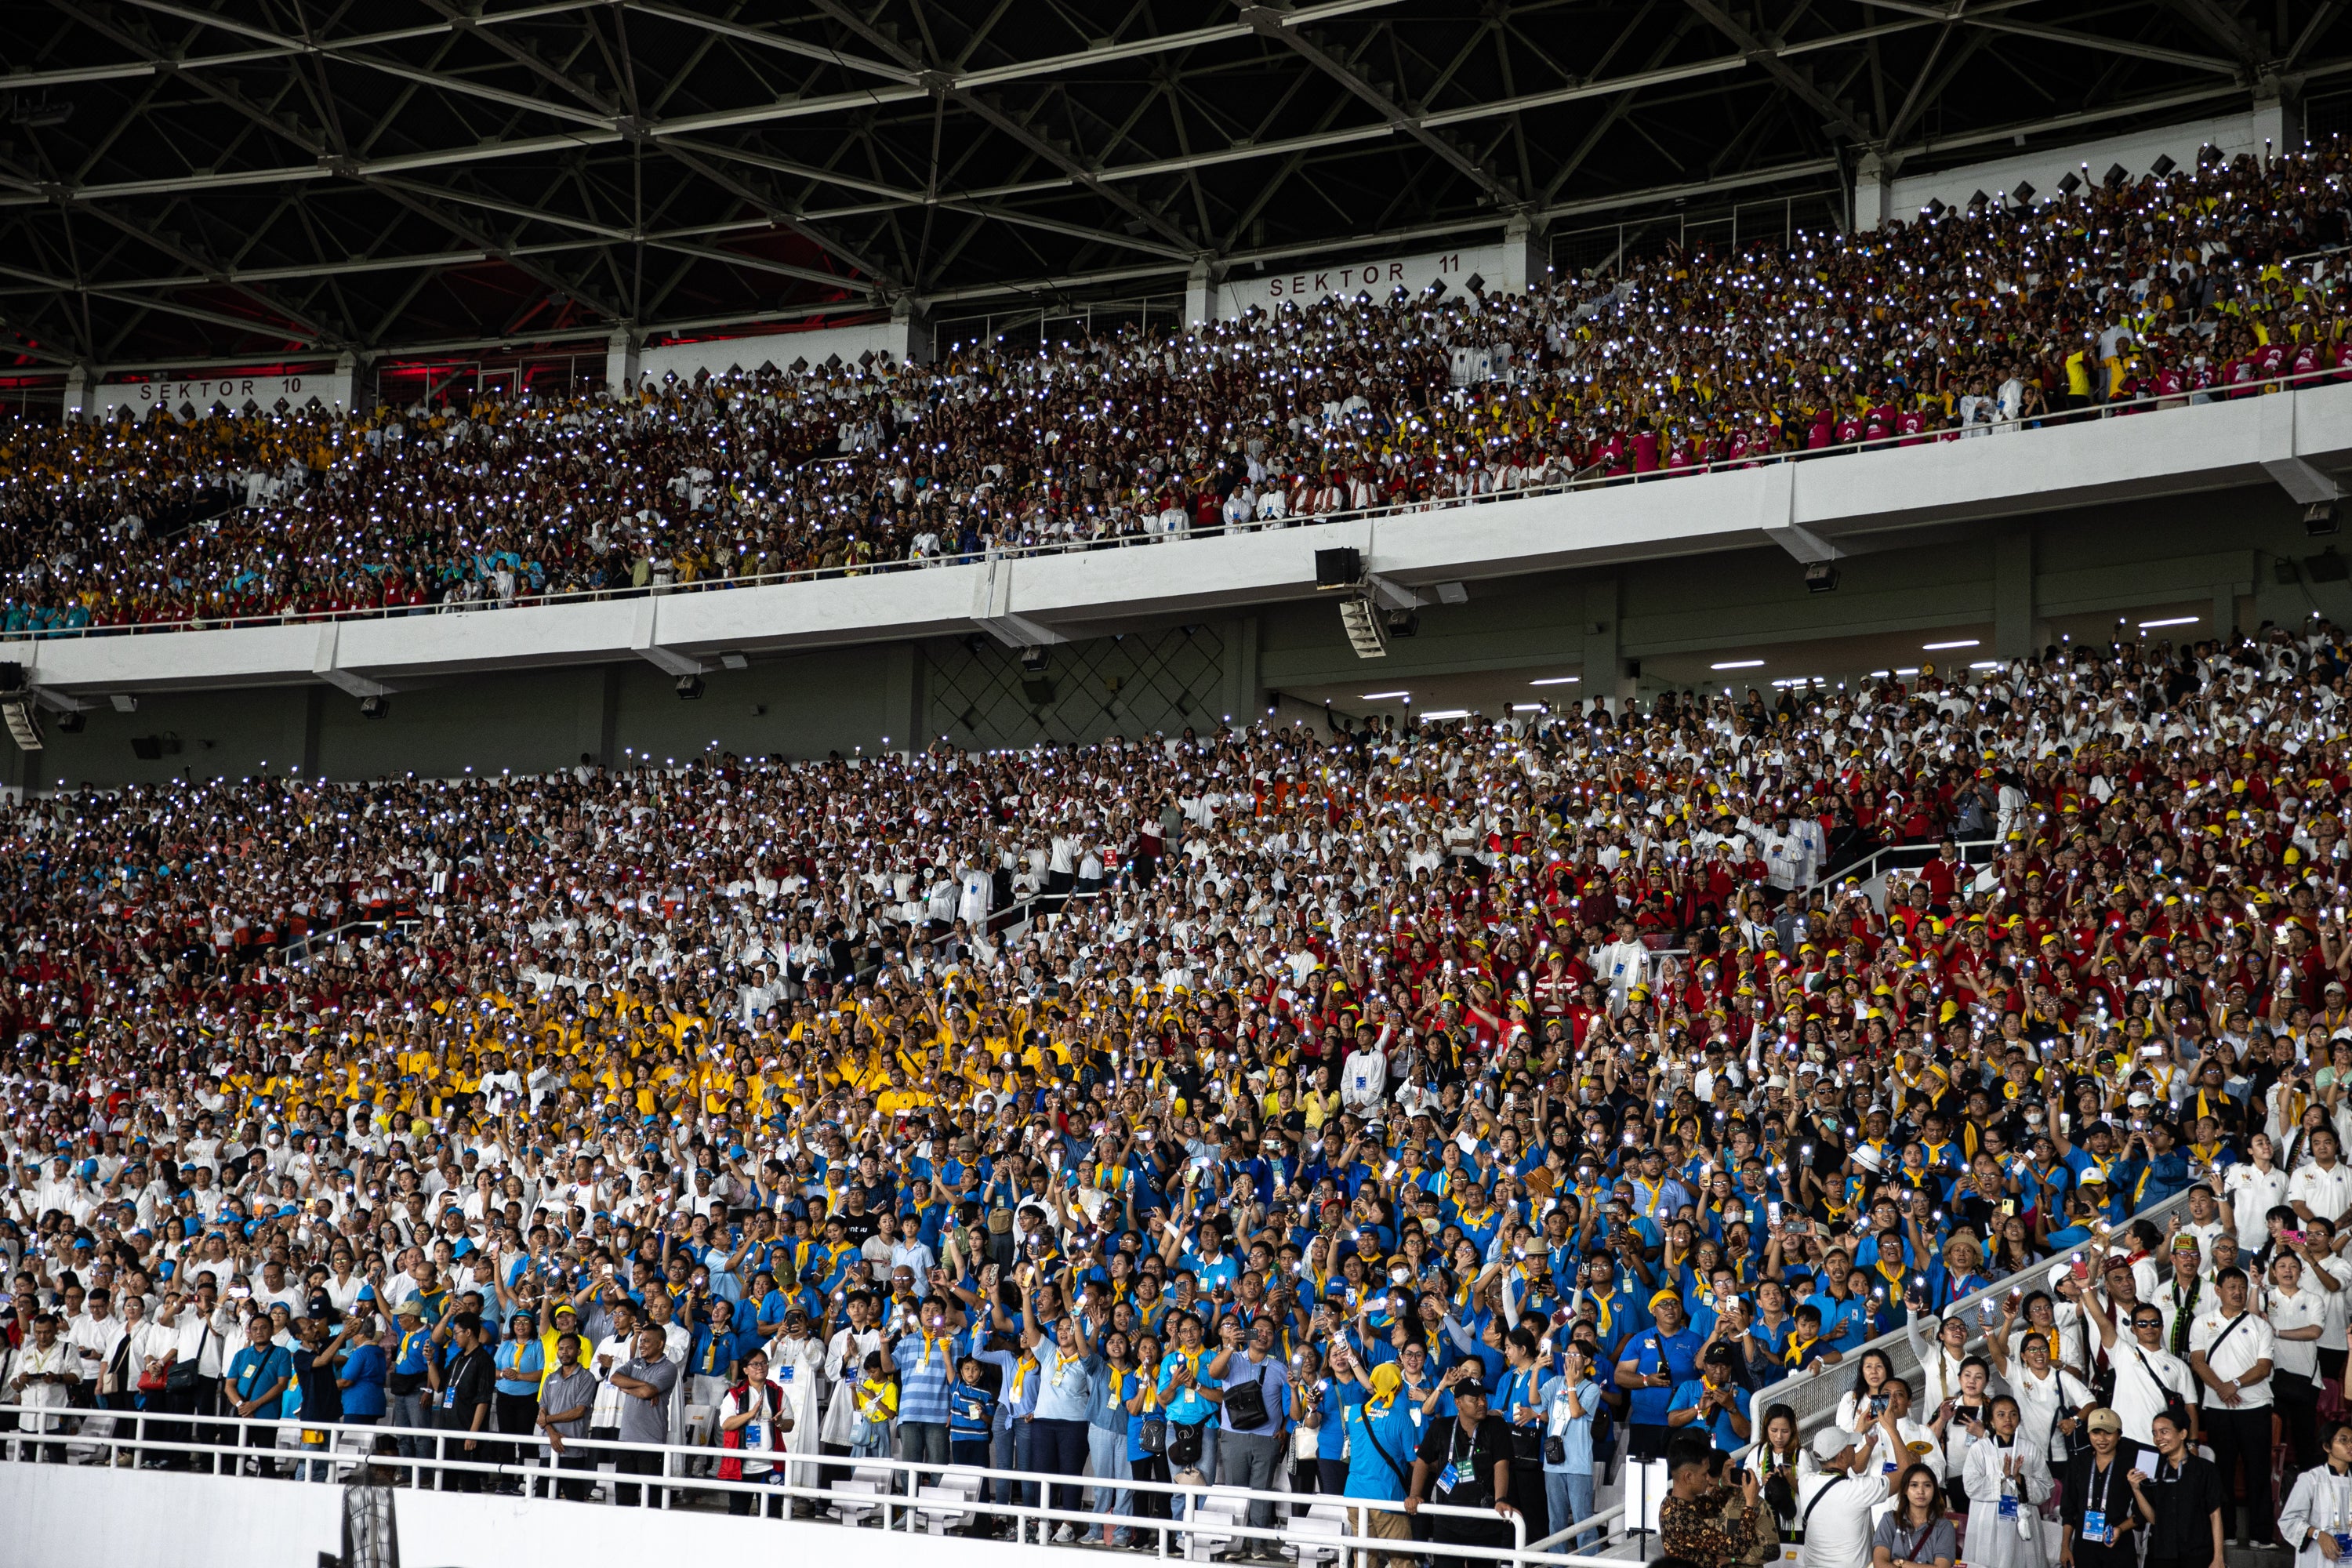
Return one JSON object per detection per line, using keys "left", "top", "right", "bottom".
{"left": 925, "top": 623, "right": 1225, "bottom": 749}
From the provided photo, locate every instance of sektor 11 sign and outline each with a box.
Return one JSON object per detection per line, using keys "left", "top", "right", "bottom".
{"left": 1214, "top": 242, "right": 1516, "bottom": 318}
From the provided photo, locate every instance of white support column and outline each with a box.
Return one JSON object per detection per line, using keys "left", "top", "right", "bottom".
{"left": 1185, "top": 258, "right": 1214, "bottom": 326}
{"left": 61, "top": 365, "right": 89, "bottom": 421}
{"left": 1502, "top": 212, "right": 1541, "bottom": 293}
{"left": 605, "top": 329, "right": 642, "bottom": 399}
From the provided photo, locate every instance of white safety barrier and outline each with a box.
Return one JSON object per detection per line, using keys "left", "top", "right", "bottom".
{"left": 0, "top": 1402, "right": 1638, "bottom": 1568}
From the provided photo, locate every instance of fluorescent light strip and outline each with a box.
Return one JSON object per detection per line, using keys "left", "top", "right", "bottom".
{"left": 1360, "top": 691, "right": 1410, "bottom": 700}
{"left": 1527, "top": 676, "right": 1581, "bottom": 686}
{"left": 1509, "top": 703, "right": 1548, "bottom": 713}
{"left": 2137, "top": 615, "right": 2199, "bottom": 629}
{"left": 1922, "top": 639, "right": 1980, "bottom": 651}
{"left": 1710, "top": 659, "right": 1765, "bottom": 670}
{"left": 1895, "top": 666, "right": 1921, "bottom": 676}
{"left": 1969, "top": 660, "right": 2002, "bottom": 670}
{"left": 1418, "top": 709, "right": 1470, "bottom": 720}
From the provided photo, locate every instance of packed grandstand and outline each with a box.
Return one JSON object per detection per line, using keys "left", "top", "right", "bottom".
{"left": 10, "top": 96, "right": 2352, "bottom": 1567}
{"left": 2, "top": 143, "right": 2350, "bottom": 634}
{"left": 2, "top": 615, "right": 2350, "bottom": 1548}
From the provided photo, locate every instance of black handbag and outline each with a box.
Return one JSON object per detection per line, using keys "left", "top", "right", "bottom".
{"left": 165, "top": 1326, "right": 207, "bottom": 1394}
{"left": 1139, "top": 1415, "right": 1167, "bottom": 1455}
{"left": 1168, "top": 1420, "right": 1207, "bottom": 1468}
{"left": 1223, "top": 1367, "right": 1272, "bottom": 1432}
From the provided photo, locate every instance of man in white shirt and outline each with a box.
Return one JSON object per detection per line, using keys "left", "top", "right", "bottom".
{"left": 2225, "top": 1138, "right": 2291, "bottom": 1250}
{"left": 5, "top": 1312, "right": 79, "bottom": 1461}
{"left": 1339, "top": 1031, "right": 1388, "bottom": 1113}
{"left": 1797, "top": 1404, "right": 1901, "bottom": 1568}
{"left": 2187, "top": 1267, "right": 2276, "bottom": 1545}
{"left": 2088, "top": 1287, "right": 2197, "bottom": 1446}
{"left": 2293, "top": 1129, "right": 2352, "bottom": 1225}
{"left": 1593, "top": 917, "right": 1648, "bottom": 1013}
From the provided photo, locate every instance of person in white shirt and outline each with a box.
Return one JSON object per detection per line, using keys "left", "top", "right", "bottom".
{"left": 2187, "top": 1266, "right": 2277, "bottom": 1545}
{"left": 2291, "top": 1127, "right": 2352, "bottom": 1225}
{"left": 2278, "top": 1421, "right": 2352, "bottom": 1568}
{"left": 1986, "top": 1323, "right": 2096, "bottom": 1468}
{"left": 5, "top": 1312, "right": 79, "bottom": 1460}
{"left": 1958, "top": 1394, "right": 2053, "bottom": 1568}
{"left": 2085, "top": 1283, "right": 2196, "bottom": 1446}
{"left": 2227, "top": 1136, "right": 2292, "bottom": 1249}
{"left": 1339, "top": 1033, "right": 1388, "bottom": 1113}
{"left": 2266, "top": 1250, "right": 2329, "bottom": 1474}
{"left": 1798, "top": 1404, "right": 1901, "bottom": 1568}
{"left": 717, "top": 1348, "right": 792, "bottom": 1516}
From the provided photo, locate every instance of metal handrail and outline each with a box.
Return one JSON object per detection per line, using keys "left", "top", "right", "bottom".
{"left": 1808, "top": 837, "right": 2000, "bottom": 909}
{"left": 4, "top": 365, "right": 2345, "bottom": 644}
{"left": 0, "top": 1401, "right": 1628, "bottom": 1564}
{"left": 1748, "top": 1183, "right": 2200, "bottom": 1440}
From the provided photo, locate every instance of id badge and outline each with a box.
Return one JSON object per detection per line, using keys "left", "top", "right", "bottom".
{"left": 1998, "top": 1494, "right": 2020, "bottom": 1520}
{"left": 744, "top": 1421, "right": 763, "bottom": 1448}
{"left": 2333, "top": 1534, "right": 2352, "bottom": 1559}
{"left": 2082, "top": 1509, "right": 2108, "bottom": 1544}
{"left": 779, "top": 1366, "right": 794, "bottom": 1383}
{"left": 1439, "top": 1461, "right": 1470, "bottom": 1494}
{"left": 441, "top": 1387, "right": 456, "bottom": 1410}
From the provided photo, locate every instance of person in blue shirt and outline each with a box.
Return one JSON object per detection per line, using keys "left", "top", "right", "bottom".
{"left": 1801, "top": 1253, "right": 1876, "bottom": 1352}
{"left": 2112, "top": 1122, "right": 2192, "bottom": 1209}
{"left": 1540, "top": 1341, "right": 1604, "bottom": 1549}
{"left": 1292, "top": 1341, "right": 1362, "bottom": 1497}
{"left": 946, "top": 1352, "right": 1000, "bottom": 1471}
{"left": 339, "top": 1317, "right": 390, "bottom": 1427}
{"left": 1494, "top": 1326, "right": 1556, "bottom": 1546}
{"left": 223, "top": 1316, "right": 295, "bottom": 1478}
{"left": 1664, "top": 1344, "right": 1752, "bottom": 1453}
{"left": 1613, "top": 1290, "right": 1703, "bottom": 1463}
{"left": 491, "top": 1309, "right": 547, "bottom": 1488}
{"left": 1333, "top": 1350, "right": 1421, "bottom": 1559}
{"left": 1154, "top": 1312, "right": 1224, "bottom": 1501}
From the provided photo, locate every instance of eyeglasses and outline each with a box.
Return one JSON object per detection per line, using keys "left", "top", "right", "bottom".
{"left": 2132, "top": 1317, "right": 2162, "bottom": 1329}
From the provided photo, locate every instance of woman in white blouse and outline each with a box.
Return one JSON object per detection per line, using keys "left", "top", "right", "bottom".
{"left": 1984, "top": 1311, "right": 2096, "bottom": 1468}
{"left": 2278, "top": 1421, "right": 2352, "bottom": 1568}
{"left": 2269, "top": 1250, "right": 2331, "bottom": 1475}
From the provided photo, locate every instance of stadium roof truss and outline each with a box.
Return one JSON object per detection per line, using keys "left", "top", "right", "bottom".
{"left": 0, "top": 0, "right": 2343, "bottom": 368}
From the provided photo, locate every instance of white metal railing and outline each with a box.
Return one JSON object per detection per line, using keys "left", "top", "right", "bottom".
{"left": 0, "top": 1403, "right": 1633, "bottom": 1565}
{"left": 7, "top": 365, "right": 2347, "bottom": 644}
{"left": 1810, "top": 837, "right": 1999, "bottom": 911}
{"left": 1748, "top": 1181, "right": 2200, "bottom": 1439}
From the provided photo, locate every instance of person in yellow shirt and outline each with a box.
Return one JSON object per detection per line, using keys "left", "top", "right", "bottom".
{"left": 848, "top": 1350, "right": 898, "bottom": 1459}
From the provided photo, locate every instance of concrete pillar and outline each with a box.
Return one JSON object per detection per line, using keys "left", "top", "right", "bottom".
{"left": 1502, "top": 212, "right": 1542, "bottom": 294}
{"left": 891, "top": 296, "right": 931, "bottom": 365}
{"left": 2214, "top": 582, "right": 2241, "bottom": 645}
{"left": 605, "top": 329, "right": 642, "bottom": 399}
{"left": 1993, "top": 528, "right": 2036, "bottom": 660}
{"left": 1221, "top": 616, "right": 1261, "bottom": 728}
{"left": 573, "top": 666, "right": 621, "bottom": 769}
{"left": 881, "top": 643, "right": 924, "bottom": 754}
{"left": 1581, "top": 575, "right": 1626, "bottom": 704}
{"left": 1185, "top": 259, "right": 1215, "bottom": 327}
{"left": 62, "top": 365, "right": 89, "bottom": 421}
{"left": 271, "top": 686, "right": 324, "bottom": 778}
{"left": 1853, "top": 152, "right": 1894, "bottom": 232}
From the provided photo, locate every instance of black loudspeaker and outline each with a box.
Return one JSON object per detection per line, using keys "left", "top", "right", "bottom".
{"left": 1314, "top": 547, "right": 1362, "bottom": 590}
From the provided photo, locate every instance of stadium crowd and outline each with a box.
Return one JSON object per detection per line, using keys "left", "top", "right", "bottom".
{"left": 3, "top": 143, "right": 2352, "bottom": 634}
{"left": 0, "top": 618, "right": 2350, "bottom": 1566}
